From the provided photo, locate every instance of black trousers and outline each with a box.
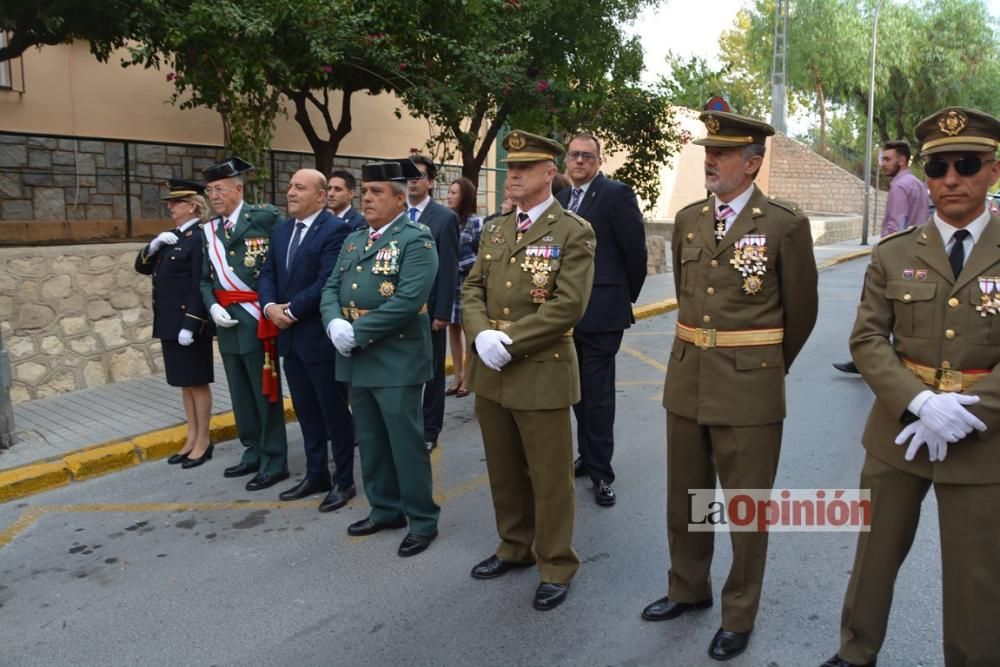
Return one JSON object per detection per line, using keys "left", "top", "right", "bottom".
{"left": 572, "top": 330, "right": 624, "bottom": 483}
{"left": 422, "top": 325, "right": 447, "bottom": 443}
{"left": 283, "top": 350, "right": 355, "bottom": 487}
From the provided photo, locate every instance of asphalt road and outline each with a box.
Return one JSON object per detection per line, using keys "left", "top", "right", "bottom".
{"left": 0, "top": 258, "right": 946, "bottom": 667}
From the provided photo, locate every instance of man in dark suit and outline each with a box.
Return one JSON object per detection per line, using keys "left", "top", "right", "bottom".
{"left": 327, "top": 168, "right": 367, "bottom": 231}
{"left": 259, "top": 169, "right": 357, "bottom": 512}
{"left": 408, "top": 154, "right": 459, "bottom": 450}
{"left": 557, "top": 133, "right": 647, "bottom": 507}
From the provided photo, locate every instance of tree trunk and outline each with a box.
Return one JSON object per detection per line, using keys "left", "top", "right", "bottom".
{"left": 289, "top": 86, "right": 355, "bottom": 177}
{"left": 813, "top": 66, "right": 826, "bottom": 155}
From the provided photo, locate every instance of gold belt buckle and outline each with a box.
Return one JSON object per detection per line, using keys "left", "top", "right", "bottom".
{"left": 935, "top": 368, "right": 963, "bottom": 392}
{"left": 694, "top": 327, "right": 717, "bottom": 350}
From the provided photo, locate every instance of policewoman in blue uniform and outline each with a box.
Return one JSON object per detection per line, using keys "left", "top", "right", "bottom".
{"left": 199, "top": 157, "right": 289, "bottom": 491}
{"left": 320, "top": 160, "right": 440, "bottom": 558}
{"left": 135, "top": 179, "right": 215, "bottom": 468}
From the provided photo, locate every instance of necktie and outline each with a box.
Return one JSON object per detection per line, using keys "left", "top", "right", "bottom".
{"left": 569, "top": 188, "right": 583, "bottom": 213}
{"left": 408, "top": 207, "right": 419, "bottom": 222}
{"left": 286, "top": 221, "right": 305, "bottom": 270}
{"left": 715, "top": 204, "right": 734, "bottom": 241}
{"left": 515, "top": 212, "right": 531, "bottom": 242}
{"left": 366, "top": 227, "right": 381, "bottom": 250}
{"left": 949, "top": 229, "right": 971, "bottom": 278}
{"left": 224, "top": 217, "right": 234, "bottom": 232}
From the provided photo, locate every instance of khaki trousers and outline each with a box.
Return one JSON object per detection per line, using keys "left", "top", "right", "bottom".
{"left": 475, "top": 395, "right": 579, "bottom": 584}
{"left": 666, "top": 411, "right": 783, "bottom": 633}
{"left": 839, "top": 453, "right": 1000, "bottom": 666}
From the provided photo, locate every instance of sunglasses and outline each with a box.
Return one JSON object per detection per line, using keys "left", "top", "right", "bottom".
{"left": 923, "top": 157, "right": 995, "bottom": 179}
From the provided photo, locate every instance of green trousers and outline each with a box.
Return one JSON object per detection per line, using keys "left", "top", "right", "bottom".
{"left": 350, "top": 384, "right": 439, "bottom": 536}
{"left": 220, "top": 350, "right": 287, "bottom": 476}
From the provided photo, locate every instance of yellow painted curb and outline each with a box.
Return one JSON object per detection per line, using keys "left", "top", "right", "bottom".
{"left": 64, "top": 442, "right": 140, "bottom": 480}
{"left": 133, "top": 425, "right": 188, "bottom": 461}
{"left": 818, "top": 247, "right": 872, "bottom": 271}
{"left": 0, "top": 462, "right": 72, "bottom": 502}
{"left": 634, "top": 299, "right": 679, "bottom": 320}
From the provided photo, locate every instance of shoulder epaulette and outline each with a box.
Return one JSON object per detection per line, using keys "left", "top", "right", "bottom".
{"left": 766, "top": 196, "right": 802, "bottom": 215}
{"left": 677, "top": 196, "right": 711, "bottom": 213}
{"left": 876, "top": 225, "right": 918, "bottom": 245}
{"left": 405, "top": 220, "right": 430, "bottom": 231}
{"left": 565, "top": 210, "right": 590, "bottom": 226}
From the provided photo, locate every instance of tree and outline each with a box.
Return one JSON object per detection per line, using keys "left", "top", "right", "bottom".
{"left": 392, "top": 0, "right": 684, "bottom": 208}
{"left": 0, "top": 1, "right": 146, "bottom": 62}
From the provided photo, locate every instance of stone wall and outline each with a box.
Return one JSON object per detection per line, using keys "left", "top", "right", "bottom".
{"left": 768, "top": 133, "right": 888, "bottom": 217}
{"left": 1, "top": 243, "right": 160, "bottom": 402}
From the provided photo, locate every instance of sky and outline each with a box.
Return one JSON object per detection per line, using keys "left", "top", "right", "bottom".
{"left": 633, "top": 0, "right": 1000, "bottom": 86}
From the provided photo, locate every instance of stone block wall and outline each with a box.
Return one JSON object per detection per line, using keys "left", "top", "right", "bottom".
{"left": 768, "top": 133, "right": 888, "bottom": 216}
{"left": 1, "top": 243, "right": 160, "bottom": 402}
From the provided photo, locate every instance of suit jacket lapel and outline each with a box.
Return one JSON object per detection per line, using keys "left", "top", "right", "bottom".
{"left": 915, "top": 223, "right": 955, "bottom": 287}
{"left": 575, "top": 174, "right": 603, "bottom": 219}
{"left": 287, "top": 213, "right": 325, "bottom": 278}
{"left": 227, "top": 207, "right": 252, "bottom": 248}
{"left": 953, "top": 216, "right": 1000, "bottom": 294}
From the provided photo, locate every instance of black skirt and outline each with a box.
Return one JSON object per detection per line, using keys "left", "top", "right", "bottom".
{"left": 162, "top": 337, "right": 214, "bottom": 387}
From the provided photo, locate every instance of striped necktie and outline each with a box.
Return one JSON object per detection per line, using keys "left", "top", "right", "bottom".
{"left": 515, "top": 212, "right": 531, "bottom": 242}
{"left": 569, "top": 188, "right": 583, "bottom": 213}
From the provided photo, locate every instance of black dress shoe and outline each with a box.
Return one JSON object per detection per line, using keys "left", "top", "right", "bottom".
{"left": 641, "top": 596, "right": 713, "bottom": 621}
{"left": 346, "top": 516, "right": 407, "bottom": 536}
{"left": 470, "top": 554, "right": 535, "bottom": 579}
{"left": 820, "top": 655, "right": 876, "bottom": 667}
{"left": 318, "top": 484, "right": 357, "bottom": 512}
{"left": 245, "top": 471, "right": 290, "bottom": 491}
{"left": 224, "top": 462, "right": 259, "bottom": 478}
{"left": 398, "top": 531, "right": 437, "bottom": 557}
{"left": 181, "top": 444, "right": 214, "bottom": 469}
{"left": 573, "top": 456, "right": 588, "bottom": 478}
{"left": 532, "top": 582, "right": 569, "bottom": 611}
{"left": 167, "top": 452, "right": 190, "bottom": 465}
{"left": 279, "top": 476, "right": 331, "bottom": 501}
{"left": 832, "top": 361, "right": 860, "bottom": 374}
{"left": 594, "top": 480, "right": 616, "bottom": 506}
{"left": 708, "top": 628, "right": 752, "bottom": 661}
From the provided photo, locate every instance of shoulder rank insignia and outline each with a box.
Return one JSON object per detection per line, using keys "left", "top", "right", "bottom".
{"left": 424, "top": 241, "right": 433, "bottom": 249}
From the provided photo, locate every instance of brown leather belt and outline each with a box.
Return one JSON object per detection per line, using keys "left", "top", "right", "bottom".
{"left": 342, "top": 304, "right": 427, "bottom": 322}
{"left": 489, "top": 318, "right": 574, "bottom": 337}
{"left": 675, "top": 322, "right": 784, "bottom": 350}
{"left": 900, "top": 357, "right": 990, "bottom": 392}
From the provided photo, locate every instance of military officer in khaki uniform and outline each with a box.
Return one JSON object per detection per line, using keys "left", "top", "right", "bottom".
{"left": 641, "top": 111, "right": 818, "bottom": 660}
{"left": 821, "top": 108, "right": 1000, "bottom": 667}
{"left": 462, "top": 130, "right": 595, "bottom": 612}
{"left": 320, "top": 160, "right": 440, "bottom": 558}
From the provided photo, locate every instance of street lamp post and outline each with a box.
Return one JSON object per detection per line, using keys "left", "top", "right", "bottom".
{"left": 861, "top": 0, "right": 887, "bottom": 246}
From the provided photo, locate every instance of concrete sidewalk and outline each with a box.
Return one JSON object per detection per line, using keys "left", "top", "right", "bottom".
{"left": 0, "top": 237, "right": 874, "bottom": 501}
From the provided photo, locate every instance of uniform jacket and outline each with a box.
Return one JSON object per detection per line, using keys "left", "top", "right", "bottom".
{"left": 258, "top": 209, "right": 351, "bottom": 363}
{"left": 851, "top": 218, "right": 1000, "bottom": 484}
{"left": 556, "top": 173, "right": 647, "bottom": 331}
{"left": 134, "top": 222, "right": 213, "bottom": 341}
{"left": 416, "top": 199, "right": 460, "bottom": 322}
{"left": 462, "top": 200, "right": 596, "bottom": 411}
{"left": 338, "top": 207, "right": 367, "bottom": 232}
{"left": 199, "top": 202, "right": 282, "bottom": 354}
{"left": 319, "top": 213, "right": 438, "bottom": 388}
{"left": 664, "top": 186, "right": 818, "bottom": 425}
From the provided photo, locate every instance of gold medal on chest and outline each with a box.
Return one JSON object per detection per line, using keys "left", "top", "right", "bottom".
{"left": 244, "top": 255, "right": 256, "bottom": 268}
{"left": 378, "top": 280, "right": 395, "bottom": 298}
{"left": 730, "top": 234, "right": 768, "bottom": 295}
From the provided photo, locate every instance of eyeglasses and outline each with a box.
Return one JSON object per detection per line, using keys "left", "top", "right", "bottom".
{"left": 204, "top": 186, "right": 232, "bottom": 196}
{"left": 567, "top": 151, "right": 598, "bottom": 162}
{"left": 923, "top": 157, "right": 995, "bottom": 179}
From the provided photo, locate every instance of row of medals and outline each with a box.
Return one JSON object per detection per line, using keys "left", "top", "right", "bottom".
{"left": 978, "top": 277, "right": 1000, "bottom": 316}
{"left": 372, "top": 241, "right": 401, "bottom": 298}
{"left": 731, "top": 235, "right": 768, "bottom": 295}
{"left": 521, "top": 245, "right": 560, "bottom": 303}
{"left": 243, "top": 237, "right": 268, "bottom": 268}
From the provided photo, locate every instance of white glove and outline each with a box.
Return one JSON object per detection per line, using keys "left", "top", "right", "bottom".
{"left": 895, "top": 421, "right": 949, "bottom": 462}
{"left": 918, "top": 392, "right": 986, "bottom": 442}
{"left": 150, "top": 231, "right": 179, "bottom": 252}
{"left": 209, "top": 303, "right": 238, "bottom": 328}
{"left": 177, "top": 329, "right": 194, "bottom": 346}
{"left": 474, "top": 330, "right": 513, "bottom": 371}
{"left": 326, "top": 318, "right": 356, "bottom": 356}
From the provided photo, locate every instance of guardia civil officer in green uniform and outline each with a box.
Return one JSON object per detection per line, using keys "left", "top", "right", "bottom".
{"left": 641, "top": 111, "right": 818, "bottom": 660}
{"left": 462, "top": 130, "right": 596, "bottom": 612}
{"left": 320, "top": 160, "right": 440, "bottom": 558}
{"left": 199, "top": 157, "right": 289, "bottom": 491}
{"left": 821, "top": 108, "right": 1000, "bottom": 667}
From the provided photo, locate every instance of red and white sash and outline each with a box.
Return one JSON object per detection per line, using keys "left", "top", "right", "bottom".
{"left": 204, "top": 219, "right": 261, "bottom": 321}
